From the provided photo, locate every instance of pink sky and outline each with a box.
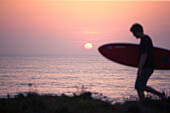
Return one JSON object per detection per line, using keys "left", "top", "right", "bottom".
{"left": 0, "top": 0, "right": 170, "bottom": 55}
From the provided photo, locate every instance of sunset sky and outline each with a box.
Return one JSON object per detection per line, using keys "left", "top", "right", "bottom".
{"left": 0, "top": 0, "right": 170, "bottom": 55}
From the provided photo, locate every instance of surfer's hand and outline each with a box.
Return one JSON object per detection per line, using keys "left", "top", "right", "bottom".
{"left": 137, "top": 69, "right": 142, "bottom": 77}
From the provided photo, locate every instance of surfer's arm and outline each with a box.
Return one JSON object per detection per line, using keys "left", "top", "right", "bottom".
{"left": 138, "top": 53, "right": 147, "bottom": 76}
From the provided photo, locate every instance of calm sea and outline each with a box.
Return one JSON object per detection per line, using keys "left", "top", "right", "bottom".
{"left": 0, "top": 55, "right": 169, "bottom": 101}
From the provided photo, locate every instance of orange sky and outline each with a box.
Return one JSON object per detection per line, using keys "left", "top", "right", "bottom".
{"left": 0, "top": 0, "right": 170, "bottom": 55}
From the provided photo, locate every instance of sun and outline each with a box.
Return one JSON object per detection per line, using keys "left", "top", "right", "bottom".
{"left": 84, "top": 43, "right": 93, "bottom": 49}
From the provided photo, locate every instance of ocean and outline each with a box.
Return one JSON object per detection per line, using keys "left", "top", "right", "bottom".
{"left": 0, "top": 55, "right": 169, "bottom": 102}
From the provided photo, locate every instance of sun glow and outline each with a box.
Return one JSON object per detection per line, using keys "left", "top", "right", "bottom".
{"left": 84, "top": 43, "right": 93, "bottom": 49}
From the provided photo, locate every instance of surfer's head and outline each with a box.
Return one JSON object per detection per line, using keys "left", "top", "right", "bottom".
{"left": 130, "top": 23, "right": 144, "bottom": 39}
{"left": 130, "top": 23, "right": 143, "bottom": 33}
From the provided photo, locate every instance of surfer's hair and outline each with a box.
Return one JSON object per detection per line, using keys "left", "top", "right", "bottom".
{"left": 130, "top": 23, "right": 143, "bottom": 33}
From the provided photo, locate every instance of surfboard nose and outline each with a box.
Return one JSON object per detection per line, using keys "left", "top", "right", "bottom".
{"left": 99, "top": 44, "right": 113, "bottom": 52}
{"left": 98, "top": 47, "right": 102, "bottom": 55}
{"left": 98, "top": 45, "right": 108, "bottom": 54}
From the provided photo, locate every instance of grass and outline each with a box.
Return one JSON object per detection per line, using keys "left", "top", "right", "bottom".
{"left": 0, "top": 91, "right": 170, "bottom": 113}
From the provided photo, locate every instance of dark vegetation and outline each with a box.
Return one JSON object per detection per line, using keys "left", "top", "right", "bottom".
{"left": 0, "top": 91, "right": 170, "bottom": 113}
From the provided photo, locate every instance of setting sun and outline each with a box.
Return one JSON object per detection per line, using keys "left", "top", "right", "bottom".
{"left": 84, "top": 43, "right": 93, "bottom": 49}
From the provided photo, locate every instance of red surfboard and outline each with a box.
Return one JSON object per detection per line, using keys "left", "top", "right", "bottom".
{"left": 98, "top": 43, "right": 170, "bottom": 70}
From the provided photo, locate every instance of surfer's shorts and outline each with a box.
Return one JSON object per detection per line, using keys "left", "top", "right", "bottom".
{"left": 135, "top": 68, "right": 154, "bottom": 92}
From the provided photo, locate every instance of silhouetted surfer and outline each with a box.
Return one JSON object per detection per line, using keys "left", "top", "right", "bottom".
{"left": 130, "top": 23, "right": 165, "bottom": 101}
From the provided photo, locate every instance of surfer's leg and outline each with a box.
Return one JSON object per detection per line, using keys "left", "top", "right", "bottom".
{"left": 143, "top": 69, "right": 165, "bottom": 99}
{"left": 145, "top": 86, "right": 165, "bottom": 99}
{"left": 141, "top": 68, "right": 154, "bottom": 91}
{"left": 135, "top": 68, "right": 154, "bottom": 101}
{"left": 137, "top": 90, "right": 145, "bottom": 101}
{"left": 135, "top": 73, "right": 145, "bottom": 101}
